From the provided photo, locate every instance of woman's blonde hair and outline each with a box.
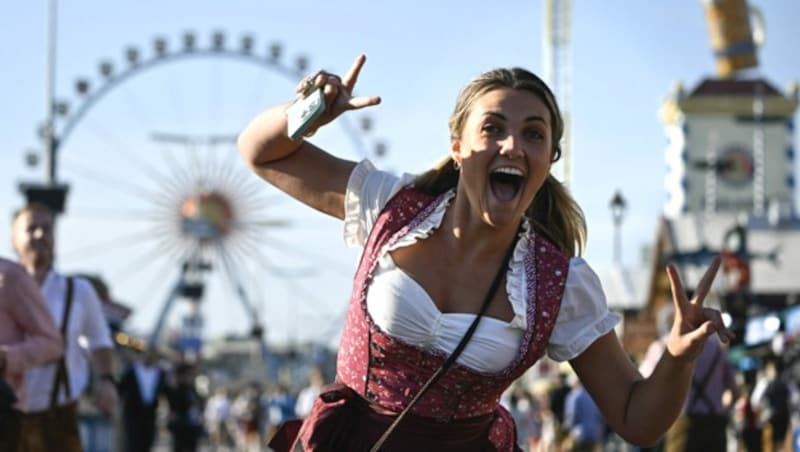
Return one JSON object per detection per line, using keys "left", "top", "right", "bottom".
{"left": 414, "top": 67, "right": 586, "bottom": 256}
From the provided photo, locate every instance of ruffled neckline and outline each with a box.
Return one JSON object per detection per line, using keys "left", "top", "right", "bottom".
{"left": 384, "top": 189, "right": 531, "bottom": 329}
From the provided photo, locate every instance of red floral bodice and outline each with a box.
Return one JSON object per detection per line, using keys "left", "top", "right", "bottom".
{"left": 336, "top": 186, "right": 570, "bottom": 425}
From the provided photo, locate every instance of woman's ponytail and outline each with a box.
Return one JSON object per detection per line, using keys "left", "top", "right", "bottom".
{"left": 527, "top": 175, "right": 586, "bottom": 257}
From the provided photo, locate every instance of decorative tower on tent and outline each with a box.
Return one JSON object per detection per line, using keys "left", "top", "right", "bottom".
{"left": 660, "top": 79, "right": 798, "bottom": 218}
{"left": 646, "top": 0, "right": 800, "bottom": 353}
{"left": 659, "top": 0, "right": 798, "bottom": 218}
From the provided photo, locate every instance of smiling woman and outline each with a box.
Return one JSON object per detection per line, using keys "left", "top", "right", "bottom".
{"left": 237, "top": 54, "right": 734, "bottom": 451}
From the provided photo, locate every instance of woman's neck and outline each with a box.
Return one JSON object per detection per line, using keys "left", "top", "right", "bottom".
{"left": 438, "top": 190, "right": 521, "bottom": 261}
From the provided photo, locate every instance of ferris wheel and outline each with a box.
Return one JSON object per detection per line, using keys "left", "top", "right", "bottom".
{"left": 20, "top": 30, "right": 388, "bottom": 349}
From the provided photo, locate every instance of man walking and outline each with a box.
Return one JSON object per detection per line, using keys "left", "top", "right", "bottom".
{"left": 12, "top": 203, "right": 118, "bottom": 452}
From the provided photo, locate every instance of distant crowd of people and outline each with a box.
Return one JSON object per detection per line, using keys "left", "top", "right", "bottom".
{"left": 501, "top": 338, "right": 798, "bottom": 452}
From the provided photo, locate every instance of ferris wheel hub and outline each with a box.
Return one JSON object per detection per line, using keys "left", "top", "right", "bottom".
{"left": 180, "top": 191, "right": 233, "bottom": 240}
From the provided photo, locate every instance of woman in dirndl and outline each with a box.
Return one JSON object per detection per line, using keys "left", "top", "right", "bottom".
{"left": 238, "top": 55, "right": 734, "bottom": 451}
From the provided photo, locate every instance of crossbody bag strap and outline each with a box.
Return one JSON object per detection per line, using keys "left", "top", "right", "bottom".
{"left": 50, "top": 276, "right": 75, "bottom": 408}
{"left": 370, "top": 232, "right": 520, "bottom": 452}
{"left": 688, "top": 344, "right": 722, "bottom": 414}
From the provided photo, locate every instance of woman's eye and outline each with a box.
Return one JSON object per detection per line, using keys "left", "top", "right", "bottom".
{"left": 482, "top": 124, "right": 501, "bottom": 134}
{"left": 524, "top": 128, "right": 544, "bottom": 140}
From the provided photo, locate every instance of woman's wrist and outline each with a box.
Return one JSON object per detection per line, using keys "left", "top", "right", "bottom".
{"left": 660, "top": 345, "right": 696, "bottom": 375}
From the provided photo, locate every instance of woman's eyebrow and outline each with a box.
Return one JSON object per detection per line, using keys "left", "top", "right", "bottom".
{"left": 482, "top": 111, "right": 547, "bottom": 123}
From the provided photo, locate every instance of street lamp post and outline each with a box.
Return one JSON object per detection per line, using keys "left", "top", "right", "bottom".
{"left": 44, "top": 0, "right": 57, "bottom": 186}
{"left": 610, "top": 190, "right": 628, "bottom": 265}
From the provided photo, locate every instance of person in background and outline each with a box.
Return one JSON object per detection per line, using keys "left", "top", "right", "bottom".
{"left": 12, "top": 203, "right": 117, "bottom": 452}
{"left": 204, "top": 386, "right": 233, "bottom": 449}
{"left": 751, "top": 357, "right": 791, "bottom": 451}
{"left": 563, "top": 377, "right": 606, "bottom": 452}
{"left": 294, "top": 367, "right": 324, "bottom": 419}
{"left": 117, "top": 348, "right": 168, "bottom": 452}
{"left": 733, "top": 371, "right": 762, "bottom": 452}
{"left": 166, "top": 362, "right": 205, "bottom": 452}
{"left": 0, "top": 257, "right": 63, "bottom": 451}
{"left": 549, "top": 370, "right": 573, "bottom": 449}
{"left": 641, "top": 304, "right": 738, "bottom": 452}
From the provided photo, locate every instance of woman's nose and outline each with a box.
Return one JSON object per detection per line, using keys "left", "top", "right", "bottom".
{"left": 498, "top": 135, "right": 523, "bottom": 159}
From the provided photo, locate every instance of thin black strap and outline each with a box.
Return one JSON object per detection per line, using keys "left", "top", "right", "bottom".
{"left": 370, "top": 233, "right": 520, "bottom": 452}
{"left": 688, "top": 344, "right": 721, "bottom": 414}
{"left": 50, "top": 277, "right": 75, "bottom": 408}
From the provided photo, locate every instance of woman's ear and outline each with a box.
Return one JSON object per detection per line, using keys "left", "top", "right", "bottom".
{"left": 450, "top": 140, "right": 462, "bottom": 167}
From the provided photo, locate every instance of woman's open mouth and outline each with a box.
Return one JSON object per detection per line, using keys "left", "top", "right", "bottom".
{"left": 489, "top": 166, "right": 525, "bottom": 202}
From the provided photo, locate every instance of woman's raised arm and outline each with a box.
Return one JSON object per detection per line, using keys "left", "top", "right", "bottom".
{"left": 237, "top": 54, "right": 381, "bottom": 219}
{"left": 569, "top": 257, "right": 731, "bottom": 446}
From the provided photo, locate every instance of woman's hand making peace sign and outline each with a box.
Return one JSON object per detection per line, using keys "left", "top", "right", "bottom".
{"left": 664, "top": 257, "right": 736, "bottom": 362}
{"left": 294, "top": 54, "right": 381, "bottom": 137}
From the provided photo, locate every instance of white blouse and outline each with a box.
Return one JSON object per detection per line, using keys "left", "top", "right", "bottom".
{"left": 344, "top": 160, "right": 620, "bottom": 373}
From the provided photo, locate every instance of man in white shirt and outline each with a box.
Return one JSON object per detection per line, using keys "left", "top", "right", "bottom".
{"left": 12, "top": 203, "right": 117, "bottom": 452}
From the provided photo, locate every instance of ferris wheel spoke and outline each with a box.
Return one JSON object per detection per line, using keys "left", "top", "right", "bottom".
{"left": 207, "top": 60, "right": 223, "bottom": 149}
{"left": 281, "top": 275, "right": 338, "bottom": 318}
{"left": 227, "top": 193, "right": 288, "bottom": 224}
{"left": 156, "top": 142, "right": 196, "bottom": 194}
{"left": 252, "top": 234, "right": 354, "bottom": 277}
{"left": 78, "top": 117, "right": 185, "bottom": 196}
{"left": 60, "top": 225, "right": 169, "bottom": 261}
{"left": 232, "top": 217, "right": 292, "bottom": 230}
{"left": 220, "top": 165, "right": 262, "bottom": 201}
{"left": 120, "top": 83, "right": 158, "bottom": 136}
{"left": 152, "top": 134, "right": 208, "bottom": 190}
{"left": 208, "top": 146, "right": 241, "bottom": 193}
{"left": 202, "top": 139, "right": 237, "bottom": 190}
{"left": 107, "top": 235, "right": 191, "bottom": 283}
{"left": 62, "top": 155, "right": 177, "bottom": 207}
{"left": 234, "top": 181, "right": 284, "bottom": 211}
{"left": 211, "top": 150, "right": 257, "bottom": 192}
{"left": 127, "top": 243, "right": 195, "bottom": 320}
{"left": 185, "top": 143, "right": 207, "bottom": 188}
{"left": 163, "top": 65, "right": 186, "bottom": 134}
{"left": 227, "top": 237, "right": 317, "bottom": 278}
{"left": 243, "top": 57, "right": 276, "bottom": 121}
{"left": 235, "top": 217, "right": 353, "bottom": 278}
{"left": 222, "top": 244, "right": 268, "bottom": 308}
{"left": 215, "top": 240, "right": 261, "bottom": 327}
{"left": 67, "top": 206, "right": 169, "bottom": 222}
{"left": 201, "top": 140, "right": 229, "bottom": 189}
{"left": 235, "top": 215, "right": 340, "bottom": 232}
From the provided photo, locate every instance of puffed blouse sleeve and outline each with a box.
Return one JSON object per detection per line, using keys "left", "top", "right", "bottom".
{"left": 343, "top": 159, "right": 417, "bottom": 248}
{"left": 546, "top": 257, "right": 621, "bottom": 362}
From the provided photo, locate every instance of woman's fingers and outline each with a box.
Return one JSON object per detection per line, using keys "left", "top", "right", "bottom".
{"left": 666, "top": 263, "right": 689, "bottom": 314}
{"left": 348, "top": 95, "right": 382, "bottom": 110}
{"left": 692, "top": 257, "right": 721, "bottom": 307}
{"left": 683, "top": 308, "right": 734, "bottom": 346}
{"left": 292, "top": 55, "right": 378, "bottom": 130}
{"left": 684, "top": 319, "right": 716, "bottom": 343}
{"left": 702, "top": 308, "right": 722, "bottom": 335}
{"left": 703, "top": 307, "right": 736, "bottom": 343}
{"left": 343, "top": 54, "right": 367, "bottom": 93}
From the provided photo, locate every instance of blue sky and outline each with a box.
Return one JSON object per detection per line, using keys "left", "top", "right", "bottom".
{"left": 1, "top": 1, "right": 798, "bottom": 345}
